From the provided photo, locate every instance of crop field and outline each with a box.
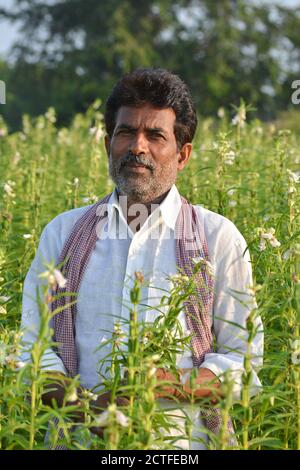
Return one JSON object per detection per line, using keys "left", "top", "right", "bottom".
{"left": 0, "top": 102, "right": 299, "bottom": 450}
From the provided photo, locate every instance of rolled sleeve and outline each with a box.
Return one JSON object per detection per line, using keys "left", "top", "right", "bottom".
{"left": 200, "top": 221, "right": 264, "bottom": 402}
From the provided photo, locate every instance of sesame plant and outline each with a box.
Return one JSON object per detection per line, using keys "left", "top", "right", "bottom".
{"left": 0, "top": 101, "right": 299, "bottom": 449}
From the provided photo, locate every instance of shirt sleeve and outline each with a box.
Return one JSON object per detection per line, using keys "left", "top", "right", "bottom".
{"left": 20, "top": 219, "right": 67, "bottom": 375}
{"left": 199, "top": 220, "right": 264, "bottom": 402}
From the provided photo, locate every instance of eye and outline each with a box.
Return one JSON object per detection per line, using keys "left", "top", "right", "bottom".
{"left": 149, "top": 132, "right": 165, "bottom": 140}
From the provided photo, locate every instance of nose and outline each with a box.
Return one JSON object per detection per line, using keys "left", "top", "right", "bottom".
{"left": 128, "top": 131, "right": 149, "bottom": 155}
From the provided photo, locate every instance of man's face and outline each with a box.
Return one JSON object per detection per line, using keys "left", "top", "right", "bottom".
{"left": 105, "top": 103, "right": 192, "bottom": 203}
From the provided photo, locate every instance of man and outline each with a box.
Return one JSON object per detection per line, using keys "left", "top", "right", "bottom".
{"left": 21, "top": 68, "right": 263, "bottom": 449}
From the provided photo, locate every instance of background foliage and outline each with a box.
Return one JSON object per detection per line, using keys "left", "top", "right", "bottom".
{"left": 0, "top": 0, "right": 300, "bottom": 130}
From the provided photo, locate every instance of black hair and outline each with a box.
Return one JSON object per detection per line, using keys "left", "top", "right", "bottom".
{"left": 104, "top": 67, "right": 198, "bottom": 149}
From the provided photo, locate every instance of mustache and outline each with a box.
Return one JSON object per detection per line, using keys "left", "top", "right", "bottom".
{"left": 119, "top": 152, "right": 155, "bottom": 171}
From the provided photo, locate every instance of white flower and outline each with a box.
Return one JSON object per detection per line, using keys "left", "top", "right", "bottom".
{"left": 260, "top": 227, "right": 275, "bottom": 239}
{"left": 287, "top": 169, "right": 300, "bottom": 184}
{"left": 114, "top": 323, "right": 126, "bottom": 337}
{"left": 57, "top": 129, "right": 70, "bottom": 146}
{"left": 120, "top": 366, "right": 127, "bottom": 380}
{"left": 94, "top": 405, "right": 129, "bottom": 428}
{"left": 151, "top": 354, "right": 161, "bottom": 362}
{"left": 95, "top": 127, "right": 104, "bottom": 143}
{"left": 82, "top": 390, "right": 98, "bottom": 401}
{"left": 170, "top": 274, "right": 190, "bottom": 286}
{"left": 224, "top": 150, "right": 236, "bottom": 165}
{"left": 259, "top": 239, "right": 267, "bottom": 251}
{"left": 283, "top": 249, "right": 292, "bottom": 260}
{"left": 0, "top": 296, "right": 10, "bottom": 303}
{"left": 66, "top": 389, "right": 78, "bottom": 402}
{"left": 89, "top": 393, "right": 98, "bottom": 401}
{"left": 39, "top": 268, "right": 67, "bottom": 288}
{"left": 13, "top": 151, "right": 21, "bottom": 165}
{"left": 228, "top": 200, "right": 237, "bottom": 207}
{"left": 89, "top": 125, "right": 105, "bottom": 143}
{"left": 191, "top": 256, "right": 202, "bottom": 264}
{"left": 204, "top": 260, "right": 214, "bottom": 276}
{"left": 254, "top": 126, "right": 263, "bottom": 136}
{"left": 231, "top": 115, "right": 239, "bottom": 126}
{"left": 0, "top": 128, "right": 7, "bottom": 137}
{"left": 114, "top": 409, "right": 129, "bottom": 427}
{"left": 48, "top": 273, "right": 56, "bottom": 285}
{"left": 23, "top": 234, "right": 32, "bottom": 239}
{"left": 54, "top": 269, "right": 67, "bottom": 288}
{"left": 148, "top": 367, "right": 157, "bottom": 378}
{"left": 73, "top": 178, "right": 79, "bottom": 186}
{"left": 0, "top": 305, "right": 7, "bottom": 315}
{"left": 94, "top": 410, "right": 110, "bottom": 427}
{"left": 217, "top": 107, "right": 225, "bottom": 118}
{"left": 3, "top": 182, "right": 15, "bottom": 197}
{"left": 0, "top": 342, "right": 6, "bottom": 366}
{"left": 227, "top": 189, "right": 236, "bottom": 197}
{"left": 5, "top": 353, "right": 19, "bottom": 369}
{"left": 232, "top": 107, "right": 246, "bottom": 127}
{"left": 16, "top": 361, "right": 26, "bottom": 369}
{"left": 292, "top": 273, "right": 300, "bottom": 285}
{"left": 283, "top": 244, "right": 300, "bottom": 261}
{"left": 13, "top": 331, "right": 23, "bottom": 342}
{"left": 45, "top": 108, "right": 56, "bottom": 124}
{"left": 290, "top": 339, "right": 300, "bottom": 365}
{"left": 258, "top": 227, "right": 281, "bottom": 250}
{"left": 36, "top": 118, "right": 45, "bottom": 130}
{"left": 269, "top": 237, "right": 281, "bottom": 248}
{"left": 82, "top": 195, "right": 98, "bottom": 204}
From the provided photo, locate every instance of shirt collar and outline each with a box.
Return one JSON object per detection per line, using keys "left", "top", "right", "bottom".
{"left": 158, "top": 184, "right": 182, "bottom": 230}
{"left": 107, "top": 184, "right": 182, "bottom": 232}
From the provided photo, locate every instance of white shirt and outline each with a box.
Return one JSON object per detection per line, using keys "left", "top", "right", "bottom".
{"left": 21, "top": 184, "right": 263, "bottom": 450}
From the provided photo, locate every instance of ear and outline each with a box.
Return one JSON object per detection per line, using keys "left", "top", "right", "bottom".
{"left": 177, "top": 143, "right": 193, "bottom": 171}
{"left": 104, "top": 134, "right": 111, "bottom": 157}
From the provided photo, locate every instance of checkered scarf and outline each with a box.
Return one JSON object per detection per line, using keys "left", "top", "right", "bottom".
{"left": 49, "top": 192, "right": 235, "bottom": 449}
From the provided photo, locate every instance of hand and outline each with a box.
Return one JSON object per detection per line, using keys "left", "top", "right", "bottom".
{"left": 153, "top": 367, "right": 222, "bottom": 403}
{"left": 154, "top": 368, "right": 179, "bottom": 400}
{"left": 182, "top": 368, "right": 222, "bottom": 403}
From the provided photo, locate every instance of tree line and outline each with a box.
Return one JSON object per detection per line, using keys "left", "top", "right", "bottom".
{"left": 0, "top": 0, "right": 300, "bottom": 131}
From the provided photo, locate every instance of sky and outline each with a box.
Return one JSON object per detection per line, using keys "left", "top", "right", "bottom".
{"left": 1, "top": 0, "right": 300, "bottom": 59}
{"left": 0, "top": 0, "right": 19, "bottom": 59}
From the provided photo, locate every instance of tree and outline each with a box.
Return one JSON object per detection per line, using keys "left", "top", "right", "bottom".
{"left": 1, "top": 0, "right": 300, "bottom": 130}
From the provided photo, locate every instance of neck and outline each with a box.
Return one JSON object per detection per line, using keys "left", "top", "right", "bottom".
{"left": 116, "top": 187, "right": 172, "bottom": 232}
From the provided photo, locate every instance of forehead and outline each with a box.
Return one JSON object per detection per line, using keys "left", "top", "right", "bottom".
{"left": 115, "top": 104, "right": 176, "bottom": 131}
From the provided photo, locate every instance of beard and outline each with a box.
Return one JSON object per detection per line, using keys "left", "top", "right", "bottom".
{"left": 108, "top": 151, "right": 178, "bottom": 203}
